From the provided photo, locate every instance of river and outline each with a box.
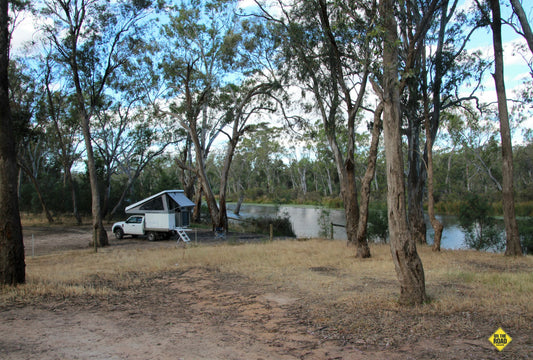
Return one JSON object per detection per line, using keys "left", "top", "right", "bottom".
{"left": 227, "top": 203, "right": 467, "bottom": 250}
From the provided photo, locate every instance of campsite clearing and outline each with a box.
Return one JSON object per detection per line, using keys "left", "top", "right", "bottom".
{"left": 0, "top": 225, "right": 531, "bottom": 359}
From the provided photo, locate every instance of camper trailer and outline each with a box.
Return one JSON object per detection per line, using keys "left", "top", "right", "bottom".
{"left": 112, "top": 190, "right": 194, "bottom": 242}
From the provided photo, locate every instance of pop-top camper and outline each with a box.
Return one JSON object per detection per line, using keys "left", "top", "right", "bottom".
{"left": 112, "top": 190, "right": 195, "bottom": 242}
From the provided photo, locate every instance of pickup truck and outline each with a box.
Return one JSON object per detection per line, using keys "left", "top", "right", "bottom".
{"left": 112, "top": 213, "right": 190, "bottom": 242}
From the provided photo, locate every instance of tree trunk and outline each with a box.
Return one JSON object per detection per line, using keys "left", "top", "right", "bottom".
{"left": 427, "top": 124, "right": 443, "bottom": 251}
{"left": 0, "top": 0, "right": 25, "bottom": 284}
{"left": 342, "top": 158, "right": 369, "bottom": 257}
{"left": 66, "top": 167, "right": 82, "bottom": 225}
{"left": 216, "top": 139, "right": 238, "bottom": 232}
{"left": 80, "top": 114, "right": 108, "bottom": 248}
{"left": 426, "top": 0, "right": 448, "bottom": 252}
{"left": 509, "top": 0, "right": 533, "bottom": 54}
{"left": 406, "top": 74, "right": 427, "bottom": 245}
{"left": 356, "top": 102, "right": 383, "bottom": 251}
{"left": 407, "top": 120, "right": 427, "bottom": 245}
{"left": 424, "top": 69, "right": 444, "bottom": 250}
{"left": 67, "top": 17, "right": 108, "bottom": 248}
{"left": 326, "top": 116, "right": 369, "bottom": 257}
{"left": 192, "top": 184, "right": 202, "bottom": 223}
{"left": 196, "top": 162, "right": 221, "bottom": 231}
{"left": 316, "top": 0, "right": 370, "bottom": 258}
{"left": 101, "top": 173, "right": 112, "bottom": 218}
{"left": 489, "top": 0, "right": 522, "bottom": 256}
{"left": 234, "top": 185, "right": 244, "bottom": 216}
{"left": 380, "top": 0, "right": 426, "bottom": 304}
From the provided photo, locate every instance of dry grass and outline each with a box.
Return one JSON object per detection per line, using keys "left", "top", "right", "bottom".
{"left": 4, "top": 239, "right": 531, "bottom": 312}
{"left": 19, "top": 212, "right": 94, "bottom": 226}
{"left": 2, "top": 238, "right": 532, "bottom": 349}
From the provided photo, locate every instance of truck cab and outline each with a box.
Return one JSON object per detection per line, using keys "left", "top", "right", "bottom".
{"left": 112, "top": 215, "right": 145, "bottom": 239}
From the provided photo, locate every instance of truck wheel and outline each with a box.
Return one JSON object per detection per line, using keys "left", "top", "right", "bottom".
{"left": 114, "top": 228, "right": 124, "bottom": 240}
{"left": 147, "top": 232, "right": 157, "bottom": 242}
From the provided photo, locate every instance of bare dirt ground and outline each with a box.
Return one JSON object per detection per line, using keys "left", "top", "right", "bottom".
{"left": 1, "top": 225, "right": 530, "bottom": 359}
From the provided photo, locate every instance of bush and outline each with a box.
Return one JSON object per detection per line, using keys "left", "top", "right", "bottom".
{"left": 247, "top": 214, "right": 296, "bottom": 237}
{"left": 515, "top": 201, "right": 533, "bottom": 217}
{"left": 322, "top": 196, "right": 343, "bottom": 209}
{"left": 458, "top": 194, "right": 504, "bottom": 251}
{"left": 434, "top": 200, "right": 462, "bottom": 215}
{"left": 367, "top": 208, "right": 389, "bottom": 243}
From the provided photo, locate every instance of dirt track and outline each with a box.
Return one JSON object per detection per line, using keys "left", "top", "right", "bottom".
{"left": 0, "top": 225, "right": 530, "bottom": 359}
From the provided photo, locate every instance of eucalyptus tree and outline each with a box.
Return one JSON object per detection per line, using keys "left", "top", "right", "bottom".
{"left": 107, "top": 109, "right": 177, "bottom": 219}
{"left": 475, "top": 0, "right": 522, "bottom": 255}
{"left": 377, "top": 0, "right": 442, "bottom": 305}
{"left": 380, "top": 0, "right": 426, "bottom": 305}
{"left": 42, "top": 56, "right": 83, "bottom": 224}
{"left": 8, "top": 58, "right": 54, "bottom": 223}
{"left": 91, "top": 100, "right": 174, "bottom": 219}
{"left": 0, "top": 0, "right": 24, "bottom": 285}
{"left": 408, "top": 0, "right": 490, "bottom": 250}
{"left": 229, "top": 126, "right": 287, "bottom": 199}
{"left": 509, "top": 0, "right": 533, "bottom": 56}
{"left": 215, "top": 81, "right": 278, "bottom": 231}
{"left": 158, "top": 0, "right": 279, "bottom": 232}
{"left": 158, "top": 0, "right": 230, "bottom": 227}
{"left": 254, "top": 0, "right": 382, "bottom": 257}
{"left": 39, "top": 0, "right": 153, "bottom": 248}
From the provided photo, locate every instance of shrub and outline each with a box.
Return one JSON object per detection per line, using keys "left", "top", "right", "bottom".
{"left": 367, "top": 208, "right": 389, "bottom": 243}
{"left": 458, "top": 194, "right": 504, "bottom": 251}
{"left": 322, "top": 196, "right": 343, "bottom": 209}
{"left": 247, "top": 214, "right": 296, "bottom": 237}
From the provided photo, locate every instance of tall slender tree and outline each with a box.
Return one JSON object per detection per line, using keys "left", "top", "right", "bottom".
{"left": 43, "top": 57, "right": 83, "bottom": 224}
{"left": 0, "top": 0, "right": 25, "bottom": 285}
{"left": 378, "top": 0, "right": 437, "bottom": 305}
{"left": 487, "top": 0, "right": 522, "bottom": 255}
{"left": 257, "top": 0, "right": 377, "bottom": 257}
{"left": 159, "top": 0, "right": 278, "bottom": 233}
{"left": 41, "top": 0, "right": 152, "bottom": 247}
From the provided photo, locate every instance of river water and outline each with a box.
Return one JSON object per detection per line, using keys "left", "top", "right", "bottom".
{"left": 227, "top": 203, "right": 467, "bottom": 250}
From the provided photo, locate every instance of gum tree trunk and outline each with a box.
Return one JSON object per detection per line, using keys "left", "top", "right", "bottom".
{"left": 489, "top": 0, "right": 522, "bottom": 256}
{"left": 0, "top": 0, "right": 25, "bottom": 284}
{"left": 380, "top": 0, "right": 426, "bottom": 305}
{"left": 356, "top": 101, "right": 383, "bottom": 248}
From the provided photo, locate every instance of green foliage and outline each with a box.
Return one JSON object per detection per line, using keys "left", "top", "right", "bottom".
{"left": 514, "top": 201, "right": 533, "bottom": 217}
{"left": 322, "top": 197, "right": 344, "bottom": 209}
{"left": 434, "top": 200, "right": 463, "bottom": 215}
{"left": 458, "top": 194, "right": 504, "bottom": 251}
{"left": 367, "top": 207, "right": 389, "bottom": 243}
{"left": 246, "top": 215, "right": 296, "bottom": 238}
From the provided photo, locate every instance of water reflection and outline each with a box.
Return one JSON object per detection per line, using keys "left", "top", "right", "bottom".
{"left": 227, "top": 204, "right": 467, "bottom": 250}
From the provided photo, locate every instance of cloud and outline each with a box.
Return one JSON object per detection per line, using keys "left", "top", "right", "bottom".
{"left": 11, "top": 11, "right": 38, "bottom": 52}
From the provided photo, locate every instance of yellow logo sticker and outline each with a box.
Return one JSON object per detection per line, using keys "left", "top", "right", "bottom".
{"left": 488, "top": 327, "right": 512, "bottom": 351}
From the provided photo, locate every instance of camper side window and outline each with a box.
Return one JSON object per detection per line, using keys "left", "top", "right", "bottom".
{"left": 140, "top": 197, "right": 164, "bottom": 211}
